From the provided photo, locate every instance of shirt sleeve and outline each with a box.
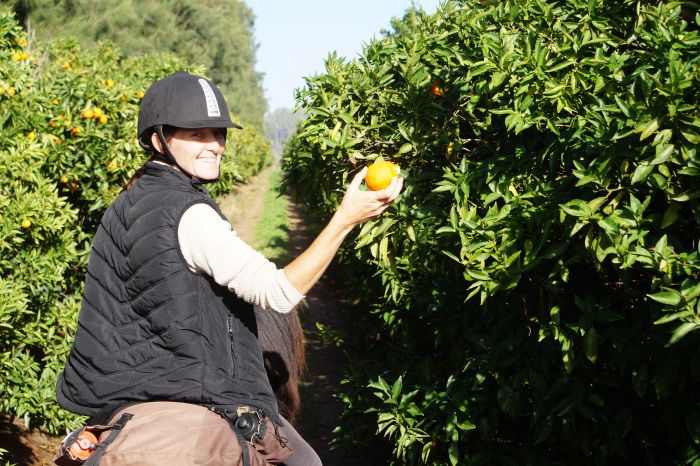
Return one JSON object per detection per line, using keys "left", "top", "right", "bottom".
{"left": 178, "top": 202, "right": 304, "bottom": 313}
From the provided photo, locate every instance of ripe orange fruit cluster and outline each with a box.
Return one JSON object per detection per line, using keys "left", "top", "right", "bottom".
{"left": 11, "top": 52, "right": 29, "bottom": 61}
{"left": 81, "top": 107, "right": 108, "bottom": 123}
{"left": 364, "top": 160, "right": 400, "bottom": 191}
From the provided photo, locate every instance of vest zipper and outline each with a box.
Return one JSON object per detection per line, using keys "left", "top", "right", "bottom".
{"left": 227, "top": 315, "right": 237, "bottom": 377}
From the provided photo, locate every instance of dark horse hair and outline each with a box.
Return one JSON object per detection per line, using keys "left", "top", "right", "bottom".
{"left": 255, "top": 302, "right": 306, "bottom": 422}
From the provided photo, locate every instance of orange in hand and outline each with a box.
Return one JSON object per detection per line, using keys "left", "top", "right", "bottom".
{"left": 364, "top": 161, "right": 400, "bottom": 191}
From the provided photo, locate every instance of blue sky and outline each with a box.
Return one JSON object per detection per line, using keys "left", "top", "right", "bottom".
{"left": 245, "top": 0, "right": 443, "bottom": 112}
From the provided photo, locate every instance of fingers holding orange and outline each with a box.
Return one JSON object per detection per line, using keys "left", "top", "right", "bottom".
{"left": 364, "top": 160, "right": 400, "bottom": 191}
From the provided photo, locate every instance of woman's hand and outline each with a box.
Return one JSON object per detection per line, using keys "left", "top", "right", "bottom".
{"left": 334, "top": 166, "right": 404, "bottom": 229}
{"left": 284, "top": 167, "right": 403, "bottom": 295}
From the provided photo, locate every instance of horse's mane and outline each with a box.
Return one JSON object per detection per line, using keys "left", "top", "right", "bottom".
{"left": 255, "top": 302, "right": 306, "bottom": 423}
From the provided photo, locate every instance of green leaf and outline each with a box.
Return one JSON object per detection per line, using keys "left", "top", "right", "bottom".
{"left": 650, "top": 144, "right": 674, "bottom": 165}
{"left": 467, "top": 269, "right": 490, "bottom": 281}
{"left": 448, "top": 441, "right": 459, "bottom": 466}
{"left": 397, "top": 143, "right": 413, "bottom": 154}
{"left": 672, "top": 188, "right": 700, "bottom": 202}
{"left": 668, "top": 322, "right": 700, "bottom": 346}
{"left": 560, "top": 199, "right": 590, "bottom": 217}
{"left": 661, "top": 204, "right": 679, "bottom": 229}
{"left": 631, "top": 163, "right": 654, "bottom": 184}
{"left": 583, "top": 327, "right": 599, "bottom": 364}
{"left": 391, "top": 376, "right": 403, "bottom": 401}
{"left": 489, "top": 71, "right": 508, "bottom": 90}
{"left": 638, "top": 119, "right": 659, "bottom": 140}
{"left": 647, "top": 291, "right": 682, "bottom": 306}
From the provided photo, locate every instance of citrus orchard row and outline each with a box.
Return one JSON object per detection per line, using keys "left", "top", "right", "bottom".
{"left": 284, "top": 1, "right": 699, "bottom": 464}
{"left": 0, "top": 11, "right": 272, "bottom": 434}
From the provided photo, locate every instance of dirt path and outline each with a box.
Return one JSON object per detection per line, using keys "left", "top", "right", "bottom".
{"left": 218, "top": 164, "right": 275, "bottom": 245}
{"left": 284, "top": 204, "right": 367, "bottom": 466}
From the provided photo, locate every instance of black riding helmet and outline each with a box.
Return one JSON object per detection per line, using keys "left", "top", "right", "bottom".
{"left": 137, "top": 71, "right": 242, "bottom": 160}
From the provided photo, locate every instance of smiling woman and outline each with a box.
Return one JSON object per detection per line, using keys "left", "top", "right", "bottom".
{"left": 151, "top": 127, "right": 227, "bottom": 180}
{"left": 54, "top": 71, "right": 401, "bottom": 465}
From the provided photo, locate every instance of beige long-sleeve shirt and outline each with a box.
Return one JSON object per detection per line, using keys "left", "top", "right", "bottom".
{"left": 177, "top": 202, "right": 304, "bottom": 313}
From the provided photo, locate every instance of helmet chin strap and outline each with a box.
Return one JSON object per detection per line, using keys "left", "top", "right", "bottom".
{"left": 154, "top": 125, "right": 219, "bottom": 185}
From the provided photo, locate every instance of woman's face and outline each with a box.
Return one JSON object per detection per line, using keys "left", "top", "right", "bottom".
{"left": 152, "top": 127, "right": 226, "bottom": 180}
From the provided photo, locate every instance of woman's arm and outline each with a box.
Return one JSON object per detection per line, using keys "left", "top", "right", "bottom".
{"left": 283, "top": 167, "right": 403, "bottom": 295}
{"left": 178, "top": 167, "right": 402, "bottom": 310}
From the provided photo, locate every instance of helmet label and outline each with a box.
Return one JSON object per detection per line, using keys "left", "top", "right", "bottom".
{"left": 198, "top": 79, "right": 221, "bottom": 117}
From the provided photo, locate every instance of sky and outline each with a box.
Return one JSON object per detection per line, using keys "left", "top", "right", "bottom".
{"left": 245, "top": 0, "right": 443, "bottom": 113}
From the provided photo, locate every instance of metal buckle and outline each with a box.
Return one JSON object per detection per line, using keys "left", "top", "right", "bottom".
{"left": 234, "top": 406, "right": 265, "bottom": 444}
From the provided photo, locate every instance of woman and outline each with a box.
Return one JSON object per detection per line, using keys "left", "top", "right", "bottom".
{"left": 55, "top": 72, "right": 402, "bottom": 466}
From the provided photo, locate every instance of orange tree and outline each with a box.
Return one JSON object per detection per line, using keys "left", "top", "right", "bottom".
{"left": 0, "top": 11, "right": 271, "bottom": 434}
{"left": 283, "top": 1, "right": 699, "bottom": 464}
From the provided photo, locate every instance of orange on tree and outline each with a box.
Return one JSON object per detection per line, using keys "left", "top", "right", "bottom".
{"left": 70, "top": 127, "right": 82, "bottom": 135}
{"left": 98, "top": 115, "right": 108, "bottom": 124}
{"left": 81, "top": 109, "right": 94, "bottom": 119}
{"left": 21, "top": 219, "right": 32, "bottom": 229}
{"left": 431, "top": 81, "right": 445, "bottom": 96}
{"left": 364, "top": 160, "right": 400, "bottom": 191}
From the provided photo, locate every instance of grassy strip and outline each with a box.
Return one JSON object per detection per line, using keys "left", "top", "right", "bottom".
{"left": 253, "top": 167, "right": 291, "bottom": 264}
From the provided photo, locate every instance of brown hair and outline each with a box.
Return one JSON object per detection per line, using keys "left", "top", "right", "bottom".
{"left": 121, "top": 126, "right": 177, "bottom": 191}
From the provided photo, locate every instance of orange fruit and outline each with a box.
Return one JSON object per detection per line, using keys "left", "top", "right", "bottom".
{"left": 21, "top": 219, "right": 32, "bottom": 229}
{"left": 82, "top": 109, "right": 94, "bottom": 119}
{"left": 70, "top": 127, "right": 82, "bottom": 135}
{"left": 365, "top": 161, "right": 399, "bottom": 191}
{"left": 67, "top": 430, "right": 98, "bottom": 460}
{"left": 27, "top": 130, "right": 36, "bottom": 140}
{"left": 431, "top": 81, "right": 445, "bottom": 96}
{"left": 98, "top": 115, "right": 108, "bottom": 124}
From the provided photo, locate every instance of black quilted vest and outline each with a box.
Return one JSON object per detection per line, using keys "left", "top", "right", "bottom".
{"left": 56, "top": 162, "right": 279, "bottom": 423}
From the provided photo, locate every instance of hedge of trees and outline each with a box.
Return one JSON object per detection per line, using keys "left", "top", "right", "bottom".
{"left": 7, "top": 0, "right": 267, "bottom": 128}
{"left": 0, "top": 10, "right": 271, "bottom": 434}
{"left": 284, "top": 1, "right": 699, "bottom": 464}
